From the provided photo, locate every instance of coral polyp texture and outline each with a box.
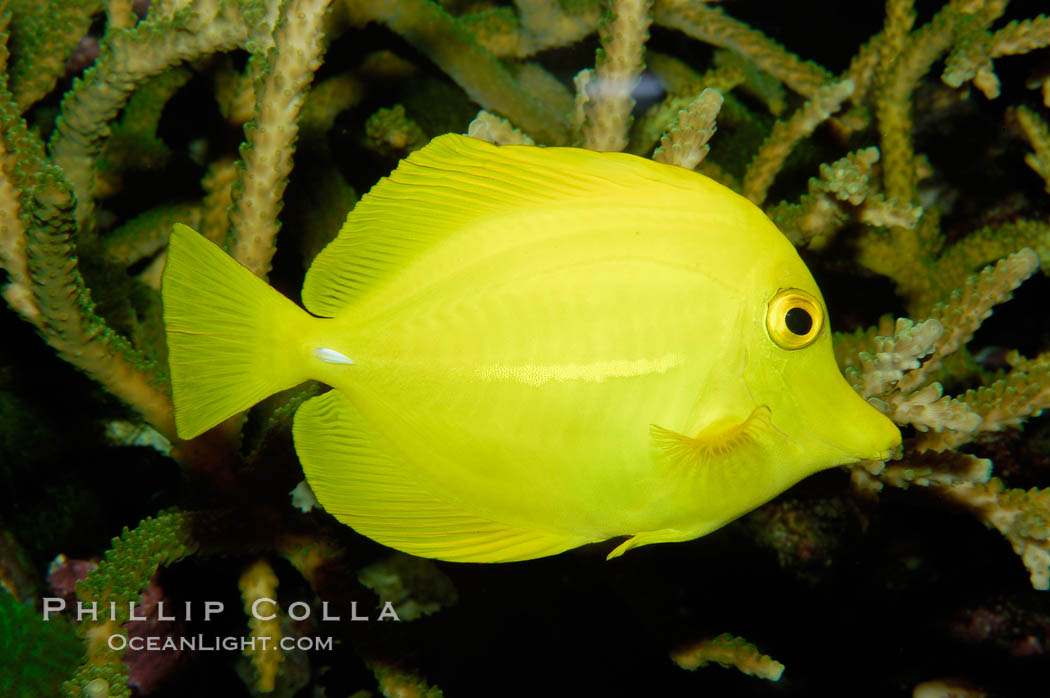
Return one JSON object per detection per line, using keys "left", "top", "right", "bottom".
{"left": 1, "top": 0, "right": 1050, "bottom": 695}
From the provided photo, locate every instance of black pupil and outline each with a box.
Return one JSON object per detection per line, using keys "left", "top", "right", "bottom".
{"left": 785, "top": 307, "right": 813, "bottom": 336}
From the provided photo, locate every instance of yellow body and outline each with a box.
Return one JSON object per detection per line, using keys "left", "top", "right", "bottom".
{"left": 162, "top": 133, "right": 900, "bottom": 562}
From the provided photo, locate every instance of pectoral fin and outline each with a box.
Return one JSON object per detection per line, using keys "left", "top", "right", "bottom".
{"left": 650, "top": 405, "right": 775, "bottom": 470}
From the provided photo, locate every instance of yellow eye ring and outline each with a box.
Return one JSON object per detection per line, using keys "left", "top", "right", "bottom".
{"left": 766, "top": 289, "right": 824, "bottom": 350}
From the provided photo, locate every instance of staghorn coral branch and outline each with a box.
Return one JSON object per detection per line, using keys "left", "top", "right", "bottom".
{"left": 877, "top": 1, "right": 968, "bottom": 204}
{"left": 462, "top": 0, "right": 600, "bottom": 61}
{"left": 347, "top": 0, "right": 570, "bottom": 146}
{"left": 919, "top": 359, "right": 1050, "bottom": 452}
{"left": 942, "top": 479, "right": 1050, "bottom": 590}
{"left": 0, "top": 12, "right": 37, "bottom": 320}
{"left": 102, "top": 202, "right": 201, "bottom": 268}
{"left": 107, "top": 0, "right": 137, "bottom": 29}
{"left": 887, "top": 381, "right": 980, "bottom": 433}
{"left": 652, "top": 87, "right": 721, "bottom": 171}
{"left": 468, "top": 110, "right": 536, "bottom": 146}
{"left": 1016, "top": 105, "right": 1050, "bottom": 193}
{"left": 24, "top": 165, "right": 177, "bottom": 439}
{"left": 770, "top": 148, "right": 921, "bottom": 249}
{"left": 877, "top": 451, "right": 992, "bottom": 490}
{"left": 630, "top": 52, "right": 744, "bottom": 158}
{"left": 899, "top": 248, "right": 1039, "bottom": 394}
{"left": 581, "top": 0, "right": 652, "bottom": 152}
{"left": 653, "top": 0, "right": 834, "bottom": 100}
{"left": 743, "top": 79, "right": 854, "bottom": 205}
{"left": 239, "top": 559, "right": 284, "bottom": 692}
{"left": 6, "top": 0, "right": 102, "bottom": 112}
{"left": 850, "top": 250, "right": 1037, "bottom": 442}
{"left": 64, "top": 512, "right": 198, "bottom": 697}
{"left": 200, "top": 157, "right": 238, "bottom": 245}
{"left": 0, "top": 143, "right": 35, "bottom": 321}
{"left": 672, "top": 633, "right": 785, "bottom": 682}
{"left": 842, "top": 0, "right": 916, "bottom": 121}
{"left": 846, "top": 317, "right": 944, "bottom": 399}
{"left": 991, "top": 14, "right": 1050, "bottom": 57}
{"left": 513, "top": 62, "right": 575, "bottom": 120}
{"left": 571, "top": 68, "right": 595, "bottom": 139}
{"left": 943, "top": 13, "right": 1050, "bottom": 99}
{"left": 228, "top": 0, "right": 335, "bottom": 279}
{"left": 49, "top": 0, "right": 249, "bottom": 232}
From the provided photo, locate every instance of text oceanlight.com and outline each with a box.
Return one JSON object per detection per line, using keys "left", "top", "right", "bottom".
{"left": 107, "top": 634, "right": 335, "bottom": 652}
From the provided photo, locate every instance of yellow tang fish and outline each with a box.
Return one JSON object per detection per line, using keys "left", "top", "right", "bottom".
{"left": 162, "top": 133, "right": 900, "bottom": 563}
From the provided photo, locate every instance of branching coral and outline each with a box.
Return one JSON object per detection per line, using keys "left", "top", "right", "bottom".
{"left": 64, "top": 512, "right": 197, "bottom": 697}
{"left": 238, "top": 558, "right": 284, "bottom": 692}
{"left": 671, "top": 632, "right": 785, "bottom": 682}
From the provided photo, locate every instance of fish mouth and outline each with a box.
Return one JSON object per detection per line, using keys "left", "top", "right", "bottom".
{"left": 825, "top": 417, "right": 901, "bottom": 464}
{"left": 865, "top": 446, "right": 896, "bottom": 463}
{"left": 791, "top": 387, "right": 902, "bottom": 466}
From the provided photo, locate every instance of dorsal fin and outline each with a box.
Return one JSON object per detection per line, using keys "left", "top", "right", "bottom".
{"left": 300, "top": 133, "right": 726, "bottom": 317}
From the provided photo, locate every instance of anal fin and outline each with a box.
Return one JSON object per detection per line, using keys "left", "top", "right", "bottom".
{"left": 293, "top": 390, "right": 592, "bottom": 563}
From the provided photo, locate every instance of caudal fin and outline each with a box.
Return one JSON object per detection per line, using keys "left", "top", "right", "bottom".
{"left": 162, "top": 223, "right": 313, "bottom": 440}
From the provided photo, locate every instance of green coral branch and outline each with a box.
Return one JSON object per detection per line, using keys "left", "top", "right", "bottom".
{"left": 463, "top": 0, "right": 599, "bottom": 60}
{"left": 1016, "top": 105, "right": 1050, "bottom": 193}
{"left": 97, "top": 67, "right": 193, "bottom": 196}
{"left": 768, "top": 147, "right": 915, "bottom": 250}
{"left": 840, "top": 0, "right": 915, "bottom": 129}
{"left": 631, "top": 52, "right": 744, "bottom": 157}
{"left": 24, "top": 164, "right": 176, "bottom": 439}
{"left": 651, "top": 87, "right": 721, "bottom": 171}
{"left": 102, "top": 202, "right": 202, "bottom": 267}
{"left": 941, "top": 3, "right": 1044, "bottom": 98}
{"left": 6, "top": 0, "right": 103, "bottom": 112}
{"left": 653, "top": 0, "right": 834, "bottom": 101}
{"left": 348, "top": 0, "right": 570, "bottom": 145}
{"left": 876, "top": 0, "right": 1003, "bottom": 205}
{"left": 49, "top": 0, "right": 249, "bottom": 232}
{"left": 0, "top": 13, "right": 39, "bottom": 321}
{"left": 106, "top": 0, "right": 137, "bottom": 30}
{"left": 742, "top": 79, "right": 854, "bottom": 205}
{"left": 64, "top": 512, "right": 199, "bottom": 698}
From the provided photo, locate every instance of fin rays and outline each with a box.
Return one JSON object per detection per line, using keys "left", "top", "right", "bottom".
{"left": 293, "top": 390, "right": 595, "bottom": 562}
{"left": 650, "top": 405, "right": 775, "bottom": 470}
{"left": 301, "top": 133, "right": 714, "bottom": 317}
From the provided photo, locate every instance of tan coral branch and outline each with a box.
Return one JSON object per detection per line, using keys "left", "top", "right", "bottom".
{"left": 467, "top": 110, "right": 536, "bottom": 145}
{"left": 942, "top": 479, "right": 1050, "bottom": 590}
{"left": 50, "top": 0, "right": 249, "bottom": 230}
{"left": 581, "top": 0, "right": 653, "bottom": 152}
{"left": 743, "top": 79, "right": 854, "bottom": 205}
{"left": 653, "top": 0, "right": 833, "bottom": 100}
{"left": 1016, "top": 106, "right": 1050, "bottom": 193}
{"left": 652, "top": 88, "right": 722, "bottom": 170}
{"left": 901, "top": 248, "right": 1039, "bottom": 393}
{"left": 0, "top": 134, "right": 37, "bottom": 322}
{"left": 672, "top": 633, "right": 785, "bottom": 682}
{"left": 229, "top": 0, "right": 335, "bottom": 278}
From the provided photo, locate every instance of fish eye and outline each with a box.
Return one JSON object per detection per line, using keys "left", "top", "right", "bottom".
{"left": 766, "top": 289, "right": 823, "bottom": 350}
